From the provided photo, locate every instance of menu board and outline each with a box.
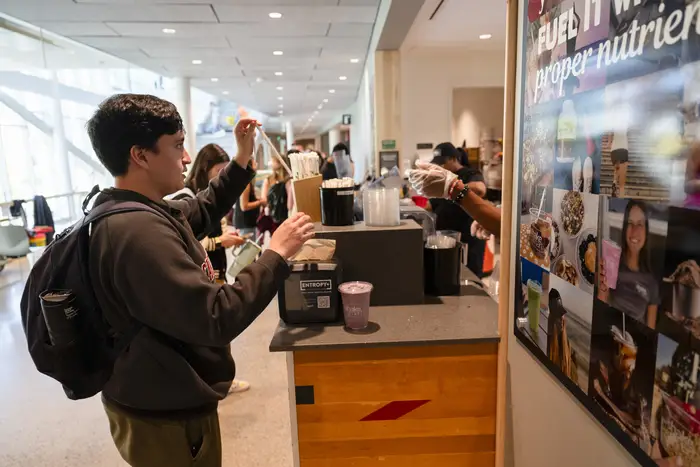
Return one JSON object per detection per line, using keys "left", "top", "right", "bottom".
{"left": 514, "top": 1, "right": 700, "bottom": 465}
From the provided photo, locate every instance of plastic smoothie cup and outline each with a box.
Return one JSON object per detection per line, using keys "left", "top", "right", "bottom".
{"left": 339, "top": 281, "right": 373, "bottom": 330}
{"left": 602, "top": 239, "right": 622, "bottom": 289}
{"left": 527, "top": 279, "right": 542, "bottom": 333}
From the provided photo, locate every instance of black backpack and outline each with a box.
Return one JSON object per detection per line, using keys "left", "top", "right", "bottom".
{"left": 267, "top": 181, "right": 289, "bottom": 223}
{"left": 20, "top": 191, "right": 157, "bottom": 400}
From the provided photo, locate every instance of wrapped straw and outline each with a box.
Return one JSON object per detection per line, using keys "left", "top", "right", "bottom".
{"left": 322, "top": 177, "right": 354, "bottom": 189}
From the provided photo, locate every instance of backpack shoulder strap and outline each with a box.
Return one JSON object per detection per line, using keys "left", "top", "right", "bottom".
{"left": 84, "top": 201, "right": 162, "bottom": 225}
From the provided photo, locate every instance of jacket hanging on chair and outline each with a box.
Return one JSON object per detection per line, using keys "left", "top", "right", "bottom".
{"left": 33, "top": 196, "right": 55, "bottom": 230}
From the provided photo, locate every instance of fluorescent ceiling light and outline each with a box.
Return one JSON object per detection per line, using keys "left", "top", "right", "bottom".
{"left": 350, "top": 58, "right": 359, "bottom": 63}
{"left": 162, "top": 28, "right": 176, "bottom": 34}
{"left": 273, "top": 50, "right": 284, "bottom": 56}
{"left": 269, "top": 12, "right": 282, "bottom": 19}
{"left": 479, "top": 34, "right": 492, "bottom": 40}
{"left": 317, "top": 105, "right": 323, "bottom": 109}
{"left": 329, "top": 89, "right": 336, "bottom": 94}
{"left": 279, "top": 104, "right": 284, "bottom": 108}
{"left": 339, "top": 76, "right": 347, "bottom": 81}
{"left": 211, "top": 78, "right": 218, "bottom": 82}
{"left": 256, "top": 77, "right": 263, "bottom": 83}
{"left": 222, "top": 91, "right": 229, "bottom": 95}
{"left": 323, "top": 98, "right": 328, "bottom": 103}
{"left": 191, "top": 59, "right": 202, "bottom": 65}
{"left": 278, "top": 97, "right": 284, "bottom": 100}
{"left": 276, "top": 86, "right": 283, "bottom": 91}
{"left": 275, "top": 71, "right": 283, "bottom": 76}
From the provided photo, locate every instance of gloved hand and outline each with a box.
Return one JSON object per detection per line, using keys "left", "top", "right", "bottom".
{"left": 407, "top": 161, "right": 458, "bottom": 199}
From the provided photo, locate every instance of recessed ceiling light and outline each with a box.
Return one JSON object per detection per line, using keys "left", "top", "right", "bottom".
{"left": 192, "top": 59, "right": 202, "bottom": 65}
{"left": 479, "top": 34, "right": 492, "bottom": 40}
{"left": 313, "top": 111, "right": 318, "bottom": 115}
{"left": 279, "top": 111, "right": 283, "bottom": 114}
{"left": 318, "top": 104, "right": 323, "bottom": 109}
{"left": 329, "top": 89, "right": 336, "bottom": 94}
{"left": 276, "top": 86, "right": 283, "bottom": 91}
{"left": 323, "top": 98, "right": 328, "bottom": 103}
{"left": 273, "top": 50, "right": 284, "bottom": 56}
{"left": 278, "top": 97, "right": 283, "bottom": 100}
{"left": 211, "top": 77, "right": 218, "bottom": 82}
{"left": 350, "top": 58, "right": 359, "bottom": 63}
{"left": 222, "top": 91, "right": 229, "bottom": 95}
{"left": 269, "top": 12, "right": 282, "bottom": 19}
{"left": 279, "top": 104, "right": 284, "bottom": 108}
{"left": 339, "top": 76, "right": 347, "bottom": 81}
{"left": 162, "top": 28, "right": 176, "bottom": 34}
{"left": 275, "top": 71, "right": 283, "bottom": 76}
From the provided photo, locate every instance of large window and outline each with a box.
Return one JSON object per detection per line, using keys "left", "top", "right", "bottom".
{"left": 0, "top": 14, "right": 251, "bottom": 225}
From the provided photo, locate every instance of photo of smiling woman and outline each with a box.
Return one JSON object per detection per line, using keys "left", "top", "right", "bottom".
{"left": 598, "top": 200, "right": 664, "bottom": 329}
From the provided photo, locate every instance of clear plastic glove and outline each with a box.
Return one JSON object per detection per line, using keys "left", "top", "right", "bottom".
{"left": 407, "top": 161, "right": 458, "bottom": 199}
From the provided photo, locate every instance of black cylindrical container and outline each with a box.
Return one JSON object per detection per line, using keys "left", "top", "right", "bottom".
{"left": 424, "top": 246, "right": 461, "bottom": 296}
{"left": 320, "top": 187, "right": 354, "bottom": 226}
{"left": 40, "top": 290, "right": 80, "bottom": 346}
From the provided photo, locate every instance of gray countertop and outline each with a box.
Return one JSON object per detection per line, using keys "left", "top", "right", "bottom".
{"left": 269, "top": 269, "right": 500, "bottom": 352}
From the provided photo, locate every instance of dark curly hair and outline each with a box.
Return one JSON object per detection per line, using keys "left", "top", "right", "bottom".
{"left": 185, "top": 144, "right": 230, "bottom": 194}
{"left": 87, "top": 94, "right": 183, "bottom": 176}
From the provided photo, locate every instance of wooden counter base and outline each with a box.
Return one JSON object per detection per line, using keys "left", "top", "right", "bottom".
{"left": 288, "top": 342, "right": 498, "bottom": 466}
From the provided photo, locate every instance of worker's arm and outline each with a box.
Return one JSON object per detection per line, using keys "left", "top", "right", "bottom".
{"left": 408, "top": 162, "right": 502, "bottom": 237}
{"left": 451, "top": 179, "right": 502, "bottom": 236}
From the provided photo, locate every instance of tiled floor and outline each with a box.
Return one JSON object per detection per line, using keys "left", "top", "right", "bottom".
{"left": 0, "top": 259, "right": 294, "bottom": 467}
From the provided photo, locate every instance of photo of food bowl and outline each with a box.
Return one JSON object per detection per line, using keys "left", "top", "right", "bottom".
{"left": 552, "top": 189, "right": 599, "bottom": 294}
{"left": 553, "top": 257, "right": 579, "bottom": 287}
{"left": 561, "top": 191, "right": 585, "bottom": 237}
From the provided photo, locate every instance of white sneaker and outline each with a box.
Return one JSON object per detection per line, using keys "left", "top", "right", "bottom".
{"left": 228, "top": 379, "right": 251, "bottom": 394}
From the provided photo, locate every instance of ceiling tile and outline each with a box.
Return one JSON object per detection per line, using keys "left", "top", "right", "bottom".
{"left": 213, "top": 6, "right": 378, "bottom": 23}
{"left": 142, "top": 48, "right": 239, "bottom": 59}
{"left": 34, "top": 22, "right": 119, "bottom": 37}
{"left": 1, "top": 2, "right": 218, "bottom": 22}
{"left": 75, "top": 36, "right": 232, "bottom": 49}
{"left": 327, "top": 23, "right": 374, "bottom": 38}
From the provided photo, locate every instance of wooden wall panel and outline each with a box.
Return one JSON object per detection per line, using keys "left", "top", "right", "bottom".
{"left": 293, "top": 343, "right": 498, "bottom": 466}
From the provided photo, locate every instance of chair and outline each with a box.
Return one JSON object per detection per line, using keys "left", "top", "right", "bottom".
{"left": 0, "top": 225, "right": 30, "bottom": 258}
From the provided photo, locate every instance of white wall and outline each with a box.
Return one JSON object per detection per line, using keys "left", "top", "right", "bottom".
{"left": 400, "top": 46, "right": 505, "bottom": 163}
{"left": 507, "top": 343, "right": 638, "bottom": 467}
{"left": 349, "top": 65, "right": 375, "bottom": 182}
{"left": 452, "top": 87, "right": 504, "bottom": 147}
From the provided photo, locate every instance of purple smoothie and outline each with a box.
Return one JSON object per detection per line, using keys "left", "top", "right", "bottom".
{"left": 339, "top": 282, "right": 373, "bottom": 330}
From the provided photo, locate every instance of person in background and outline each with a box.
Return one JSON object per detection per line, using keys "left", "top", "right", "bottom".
{"left": 322, "top": 142, "right": 355, "bottom": 180}
{"left": 235, "top": 159, "right": 265, "bottom": 238}
{"left": 425, "top": 142, "right": 488, "bottom": 276}
{"left": 597, "top": 200, "right": 659, "bottom": 328}
{"left": 86, "top": 94, "right": 314, "bottom": 466}
{"left": 173, "top": 143, "right": 252, "bottom": 394}
{"left": 261, "top": 152, "right": 293, "bottom": 233}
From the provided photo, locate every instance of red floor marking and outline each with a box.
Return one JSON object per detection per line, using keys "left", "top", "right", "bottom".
{"left": 360, "top": 400, "right": 430, "bottom": 421}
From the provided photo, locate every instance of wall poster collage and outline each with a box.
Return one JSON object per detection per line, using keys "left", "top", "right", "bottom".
{"left": 514, "top": 1, "right": 700, "bottom": 465}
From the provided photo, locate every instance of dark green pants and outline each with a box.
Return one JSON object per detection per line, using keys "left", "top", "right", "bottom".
{"left": 103, "top": 401, "right": 222, "bottom": 467}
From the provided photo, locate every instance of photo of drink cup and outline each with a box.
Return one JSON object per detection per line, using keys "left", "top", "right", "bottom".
{"left": 527, "top": 279, "right": 543, "bottom": 333}
{"left": 602, "top": 239, "right": 622, "bottom": 290}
